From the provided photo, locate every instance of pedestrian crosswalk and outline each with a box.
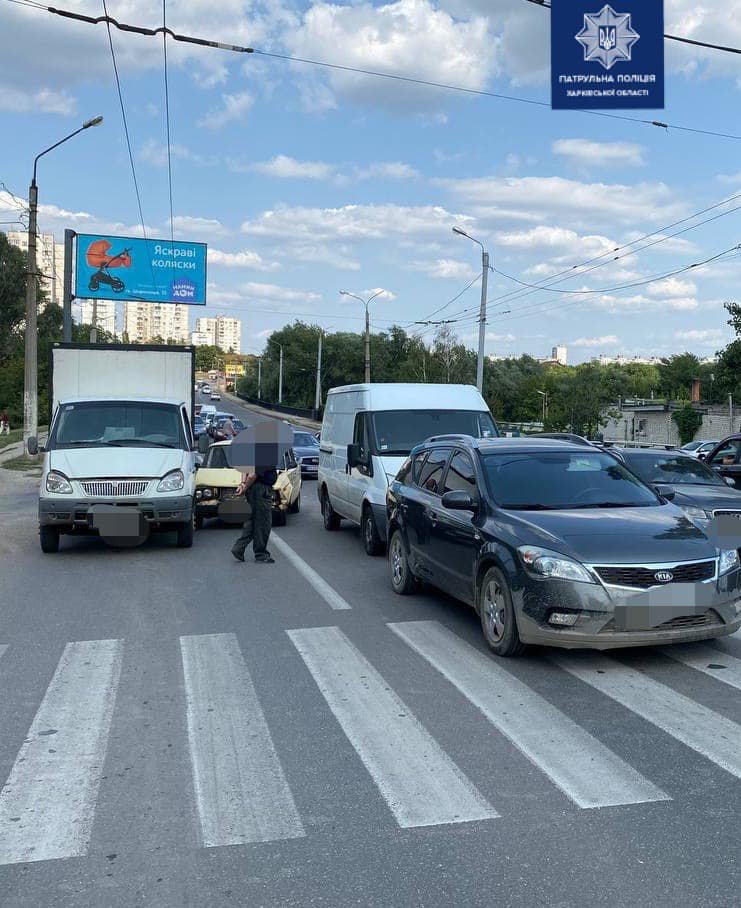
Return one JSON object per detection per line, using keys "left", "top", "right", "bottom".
{"left": 0, "top": 623, "right": 740, "bottom": 865}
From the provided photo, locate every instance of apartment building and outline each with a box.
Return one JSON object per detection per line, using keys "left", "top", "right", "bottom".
{"left": 123, "top": 302, "right": 190, "bottom": 344}
{"left": 80, "top": 299, "right": 116, "bottom": 337}
{"left": 192, "top": 315, "right": 242, "bottom": 352}
{"left": 7, "top": 230, "right": 64, "bottom": 310}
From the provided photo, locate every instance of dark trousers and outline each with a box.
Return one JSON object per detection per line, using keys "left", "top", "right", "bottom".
{"left": 233, "top": 482, "right": 273, "bottom": 559}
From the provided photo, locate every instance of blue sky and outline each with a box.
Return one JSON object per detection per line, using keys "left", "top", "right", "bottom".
{"left": 1, "top": 0, "right": 740, "bottom": 361}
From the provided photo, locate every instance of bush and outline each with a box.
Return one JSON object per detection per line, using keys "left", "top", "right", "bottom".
{"left": 671, "top": 403, "right": 703, "bottom": 446}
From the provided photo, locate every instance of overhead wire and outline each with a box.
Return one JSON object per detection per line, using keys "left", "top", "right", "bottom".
{"left": 5, "top": 0, "right": 741, "bottom": 141}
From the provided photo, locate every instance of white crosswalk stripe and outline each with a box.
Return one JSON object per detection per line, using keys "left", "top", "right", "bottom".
{"left": 658, "top": 643, "right": 741, "bottom": 692}
{"left": 553, "top": 652, "right": 741, "bottom": 780}
{"left": 180, "top": 633, "right": 305, "bottom": 847}
{"left": 0, "top": 645, "right": 6, "bottom": 663}
{"left": 0, "top": 639, "right": 123, "bottom": 865}
{"left": 287, "top": 625, "right": 498, "bottom": 828}
{"left": 271, "top": 534, "right": 351, "bottom": 610}
{"left": 389, "top": 621, "right": 668, "bottom": 809}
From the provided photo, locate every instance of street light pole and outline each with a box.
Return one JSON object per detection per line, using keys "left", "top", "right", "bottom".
{"left": 536, "top": 390, "right": 547, "bottom": 426}
{"left": 453, "top": 227, "right": 489, "bottom": 394}
{"left": 278, "top": 345, "right": 283, "bottom": 404}
{"left": 340, "top": 289, "right": 385, "bottom": 383}
{"left": 23, "top": 116, "right": 103, "bottom": 451}
{"left": 315, "top": 331, "right": 323, "bottom": 413}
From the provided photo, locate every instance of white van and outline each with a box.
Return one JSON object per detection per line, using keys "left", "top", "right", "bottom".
{"left": 317, "top": 383, "right": 497, "bottom": 555}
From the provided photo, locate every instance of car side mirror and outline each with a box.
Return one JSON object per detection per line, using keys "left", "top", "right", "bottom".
{"left": 442, "top": 490, "right": 477, "bottom": 511}
{"left": 198, "top": 435, "right": 210, "bottom": 455}
{"left": 27, "top": 436, "right": 38, "bottom": 456}
{"left": 698, "top": 453, "right": 707, "bottom": 461}
{"left": 654, "top": 484, "right": 676, "bottom": 502}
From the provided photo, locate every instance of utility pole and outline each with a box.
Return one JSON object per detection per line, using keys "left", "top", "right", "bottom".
{"left": 62, "top": 229, "right": 74, "bottom": 343}
{"left": 22, "top": 116, "right": 103, "bottom": 451}
{"left": 257, "top": 357, "right": 262, "bottom": 399}
{"left": 452, "top": 227, "right": 489, "bottom": 394}
{"left": 314, "top": 332, "right": 322, "bottom": 413}
{"left": 90, "top": 298, "right": 98, "bottom": 344}
{"left": 278, "top": 346, "right": 283, "bottom": 404}
{"left": 340, "top": 289, "right": 385, "bottom": 383}
{"left": 23, "top": 180, "right": 39, "bottom": 452}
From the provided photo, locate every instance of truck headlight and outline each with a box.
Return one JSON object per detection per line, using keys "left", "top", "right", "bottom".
{"left": 681, "top": 505, "right": 710, "bottom": 525}
{"left": 518, "top": 546, "right": 595, "bottom": 584}
{"left": 719, "top": 549, "right": 740, "bottom": 575}
{"left": 46, "top": 471, "right": 72, "bottom": 494}
{"left": 157, "top": 469, "right": 184, "bottom": 492}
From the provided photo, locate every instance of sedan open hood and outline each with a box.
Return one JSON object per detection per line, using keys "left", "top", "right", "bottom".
{"left": 48, "top": 447, "right": 185, "bottom": 479}
{"left": 506, "top": 506, "right": 716, "bottom": 565}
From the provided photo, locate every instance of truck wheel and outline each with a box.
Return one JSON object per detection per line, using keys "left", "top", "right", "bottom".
{"left": 176, "top": 520, "right": 194, "bottom": 548}
{"left": 289, "top": 492, "right": 301, "bottom": 514}
{"left": 362, "top": 506, "right": 385, "bottom": 556}
{"left": 479, "top": 567, "right": 524, "bottom": 657}
{"left": 322, "top": 489, "right": 341, "bottom": 531}
{"left": 39, "top": 526, "right": 60, "bottom": 553}
{"left": 389, "top": 529, "right": 415, "bottom": 594}
{"left": 273, "top": 509, "right": 287, "bottom": 527}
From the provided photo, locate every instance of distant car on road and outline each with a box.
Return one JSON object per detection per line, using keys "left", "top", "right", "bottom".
{"left": 210, "top": 392, "right": 221, "bottom": 401}
{"left": 386, "top": 436, "right": 741, "bottom": 656}
{"left": 681, "top": 439, "right": 720, "bottom": 458}
{"left": 201, "top": 384, "right": 211, "bottom": 394}
{"left": 292, "top": 430, "right": 320, "bottom": 477}
{"left": 195, "top": 440, "right": 302, "bottom": 529}
{"left": 612, "top": 447, "right": 741, "bottom": 530}
{"left": 193, "top": 416, "right": 207, "bottom": 439}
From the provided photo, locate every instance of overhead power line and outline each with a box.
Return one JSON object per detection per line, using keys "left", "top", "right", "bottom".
{"left": 5, "top": 0, "right": 741, "bottom": 141}
{"left": 523, "top": 0, "right": 741, "bottom": 55}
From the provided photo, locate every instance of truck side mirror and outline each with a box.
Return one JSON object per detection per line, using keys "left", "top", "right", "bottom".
{"left": 27, "top": 436, "right": 38, "bottom": 456}
{"left": 198, "top": 435, "right": 210, "bottom": 455}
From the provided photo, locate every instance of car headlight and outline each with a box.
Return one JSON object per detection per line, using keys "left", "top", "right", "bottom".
{"left": 46, "top": 470, "right": 72, "bottom": 494}
{"left": 518, "top": 546, "right": 595, "bottom": 584}
{"left": 719, "top": 549, "right": 740, "bottom": 575}
{"left": 157, "top": 469, "right": 185, "bottom": 492}
{"left": 681, "top": 505, "right": 710, "bottom": 524}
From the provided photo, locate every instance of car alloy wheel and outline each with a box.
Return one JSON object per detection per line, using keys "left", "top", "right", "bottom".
{"left": 389, "top": 530, "right": 415, "bottom": 594}
{"left": 482, "top": 579, "right": 506, "bottom": 643}
{"left": 478, "top": 567, "right": 524, "bottom": 657}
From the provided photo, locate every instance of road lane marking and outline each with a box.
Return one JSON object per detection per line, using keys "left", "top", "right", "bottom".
{"left": 0, "top": 639, "right": 123, "bottom": 865}
{"left": 271, "top": 533, "right": 351, "bottom": 610}
{"left": 0, "top": 645, "right": 6, "bottom": 663}
{"left": 658, "top": 644, "right": 741, "bottom": 692}
{"left": 180, "top": 633, "right": 305, "bottom": 847}
{"left": 553, "top": 653, "right": 741, "bottom": 780}
{"left": 389, "top": 621, "right": 668, "bottom": 809}
{"left": 287, "top": 626, "right": 497, "bottom": 828}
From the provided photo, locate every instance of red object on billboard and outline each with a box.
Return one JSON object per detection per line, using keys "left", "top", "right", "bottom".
{"left": 85, "top": 239, "right": 132, "bottom": 269}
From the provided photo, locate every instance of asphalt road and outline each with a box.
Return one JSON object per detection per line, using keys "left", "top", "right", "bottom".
{"left": 1, "top": 405, "right": 740, "bottom": 907}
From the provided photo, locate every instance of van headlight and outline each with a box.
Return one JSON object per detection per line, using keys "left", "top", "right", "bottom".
{"left": 157, "top": 469, "right": 184, "bottom": 492}
{"left": 518, "top": 546, "right": 595, "bottom": 584}
{"left": 719, "top": 549, "right": 740, "bottom": 575}
{"left": 46, "top": 471, "right": 72, "bottom": 494}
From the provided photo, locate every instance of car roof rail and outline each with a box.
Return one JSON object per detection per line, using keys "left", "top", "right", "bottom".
{"left": 424, "top": 434, "right": 478, "bottom": 445}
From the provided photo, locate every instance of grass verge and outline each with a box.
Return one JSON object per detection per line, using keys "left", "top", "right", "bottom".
{"left": 0, "top": 429, "right": 22, "bottom": 450}
{"left": 1, "top": 455, "right": 42, "bottom": 474}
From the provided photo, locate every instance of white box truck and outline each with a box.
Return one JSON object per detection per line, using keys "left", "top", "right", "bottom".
{"left": 28, "top": 343, "right": 198, "bottom": 553}
{"left": 317, "top": 383, "right": 498, "bottom": 556}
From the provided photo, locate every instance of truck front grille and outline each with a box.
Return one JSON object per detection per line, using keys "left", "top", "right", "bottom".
{"left": 81, "top": 480, "right": 149, "bottom": 497}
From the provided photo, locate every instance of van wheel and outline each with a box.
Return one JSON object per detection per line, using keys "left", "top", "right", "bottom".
{"left": 176, "top": 520, "right": 194, "bottom": 548}
{"left": 289, "top": 492, "right": 301, "bottom": 514}
{"left": 40, "top": 526, "right": 60, "bottom": 553}
{"left": 479, "top": 567, "right": 524, "bottom": 657}
{"left": 363, "top": 506, "right": 384, "bottom": 556}
{"left": 322, "top": 489, "right": 341, "bottom": 531}
{"left": 389, "top": 529, "right": 415, "bottom": 594}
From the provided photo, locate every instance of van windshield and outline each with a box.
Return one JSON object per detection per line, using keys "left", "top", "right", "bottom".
{"left": 371, "top": 410, "right": 497, "bottom": 456}
{"left": 50, "top": 401, "right": 183, "bottom": 450}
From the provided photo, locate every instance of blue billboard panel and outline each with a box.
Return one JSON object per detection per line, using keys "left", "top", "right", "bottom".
{"left": 551, "top": 1, "right": 664, "bottom": 110}
{"left": 74, "top": 234, "right": 207, "bottom": 305}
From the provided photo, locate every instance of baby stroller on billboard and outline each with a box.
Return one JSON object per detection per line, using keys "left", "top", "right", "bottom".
{"left": 85, "top": 239, "right": 132, "bottom": 293}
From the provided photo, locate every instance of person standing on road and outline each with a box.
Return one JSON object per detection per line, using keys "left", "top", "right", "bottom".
{"left": 223, "top": 416, "right": 236, "bottom": 438}
{"left": 0, "top": 410, "right": 9, "bottom": 435}
{"left": 231, "top": 464, "right": 277, "bottom": 564}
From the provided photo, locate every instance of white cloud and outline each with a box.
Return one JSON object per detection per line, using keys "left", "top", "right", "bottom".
{"left": 241, "top": 282, "right": 322, "bottom": 303}
{"left": 242, "top": 203, "right": 473, "bottom": 241}
{"left": 408, "top": 258, "right": 478, "bottom": 280}
{"left": 141, "top": 140, "right": 217, "bottom": 168}
{"left": 571, "top": 335, "right": 619, "bottom": 348}
{"left": 439, "top": 176, "right": 683, "bottom": 228}
{"left": 674, "top": 328, "right": 724, "bottom": 343}
{"left": 647, "top": 278, "right": 697, "bottom": 299}
{"left": 171, "top": 215, "right": 230, "bottom": 239}
{"left": 207, "top": 249, "right": 280, "bottom": 272}
{"left": 594, "top": 293, "right": 699, "bottom": 313}
{"left": 553, "top": 139, "right": 646, "bottom": 168}
{"left": 197, "top": 92, "right": 253, "bottom": 129}
{"left": 355, "top": 162, "right": 420, "bottom": 180}
{"left": 0, "top": 85, "right": 76, "bottom": 115}
{"left": 496, "top": 225, "right": 615, "bottom": 256}
{"left": 287, "top": 244, "right": 361, "bottom": 271}
{"left": 286, "top": 0, "right": 497, "bottom": 111}
{"left": 246, "top": 155, "right": 338, "bottom": 181}
{"left": 718, "top": 172, "right": 741, "bottom": 185}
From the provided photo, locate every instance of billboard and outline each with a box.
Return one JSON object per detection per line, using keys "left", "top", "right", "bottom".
{"left": 225, "top": 363, "right": 246, "bottom": 376}
{"left": 551, "top": 1, "right": 664, "bottom": 110}
{"left": 74, "top": 234, "right": 207, "bottom": 305}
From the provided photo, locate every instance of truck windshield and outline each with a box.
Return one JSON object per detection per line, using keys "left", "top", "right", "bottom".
{"left": 50, "top": 401, "right": 183, "bottom": 449}
{"left": 371, "top": 410, "right": 498, "bottom": 456}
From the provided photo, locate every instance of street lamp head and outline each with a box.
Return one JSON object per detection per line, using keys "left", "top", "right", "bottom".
{"left": 339, "top": 290, "right": 350, "bottom": 296}
{"left": 83, "top": 116, "right": 104, "bottom": 129}
{"left": 452, "top": 226, "right": 469, "bottom": 238}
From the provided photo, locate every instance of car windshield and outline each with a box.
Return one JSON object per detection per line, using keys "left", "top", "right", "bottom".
{"left": 51, "top": 401, "right": 182, "bottom": 449}
{"left": 372, "top": 410, "right": 498, "bottom": 456}
{"left": 294, "top": 432, "right": 319, "bottom": 447}
{"left": 625, "top": 453, "right": 725, "bottom": 486}
{"left": 483, "top": 451, "right": 659, "bottom": 510}
{"left": 681, "top": 441, "right": 702, "bottom": 452}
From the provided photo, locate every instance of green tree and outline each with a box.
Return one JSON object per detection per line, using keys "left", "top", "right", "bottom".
{"left": 672, "top": 403, "right": 703, "bottom": 445}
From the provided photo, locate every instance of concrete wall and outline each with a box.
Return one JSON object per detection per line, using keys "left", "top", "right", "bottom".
{"left": 603, "top": 407, "right": 741, "bottom": 446}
